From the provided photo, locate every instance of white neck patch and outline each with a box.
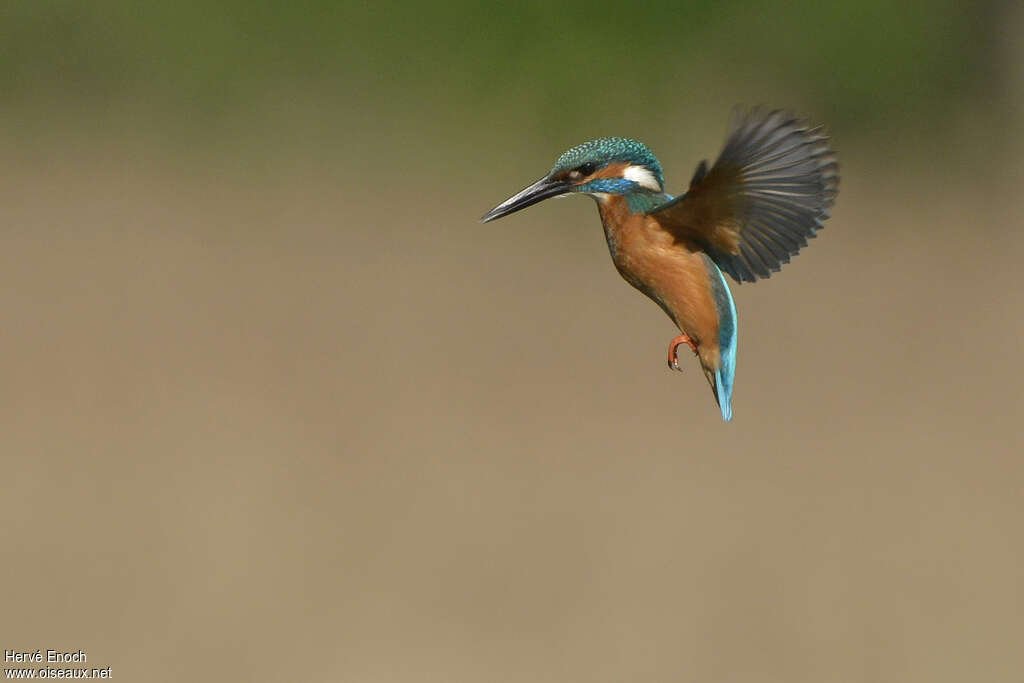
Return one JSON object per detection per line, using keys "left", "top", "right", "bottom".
{"left": 622, "top": 164, "right": 661, "bottom": 191}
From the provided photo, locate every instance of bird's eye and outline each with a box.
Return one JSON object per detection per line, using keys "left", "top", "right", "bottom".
{"left": 577, "top": 162, "right": 597, "bottom": 176}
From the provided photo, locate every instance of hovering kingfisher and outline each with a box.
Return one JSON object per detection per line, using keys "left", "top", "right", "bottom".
{"left": 481, "top": 108, "right": 838, "bottom": 421}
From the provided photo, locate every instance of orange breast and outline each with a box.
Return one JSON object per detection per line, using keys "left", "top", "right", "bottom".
{"left": 597, "top": 195, "right": 722, "bottom": 363}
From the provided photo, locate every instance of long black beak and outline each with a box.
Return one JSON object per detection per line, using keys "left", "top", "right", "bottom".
{"left": 480, "top": 176, "right": 572, "bottom": 223}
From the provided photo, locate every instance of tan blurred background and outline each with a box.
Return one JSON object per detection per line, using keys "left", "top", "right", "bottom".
{"left": 2, "top": 1, "right": 1023, "bottom": 681}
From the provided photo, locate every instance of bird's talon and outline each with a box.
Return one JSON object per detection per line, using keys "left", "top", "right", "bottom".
{"left": 667, "top": 334, "right": 697, "bottom": 372}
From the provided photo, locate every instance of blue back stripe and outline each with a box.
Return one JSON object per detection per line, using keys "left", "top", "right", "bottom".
{"left": 702, "top": 256, "right": 737, "bottom": 421}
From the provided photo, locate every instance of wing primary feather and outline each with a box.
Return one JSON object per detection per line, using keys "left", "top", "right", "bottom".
{"left": 690, "top": 160, "right": 709, "bottom": 188}
{"left": 648, "top": 107, "right": 839, "bottom": 283}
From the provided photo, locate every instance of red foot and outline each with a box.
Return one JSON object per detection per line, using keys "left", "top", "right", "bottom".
{"left": 667, "top": 334, "right": 698, "bottom": 371}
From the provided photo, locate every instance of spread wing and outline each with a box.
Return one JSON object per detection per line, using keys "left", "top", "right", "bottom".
{"left": 649, "top": 108, "right": 839, "bottom": 283}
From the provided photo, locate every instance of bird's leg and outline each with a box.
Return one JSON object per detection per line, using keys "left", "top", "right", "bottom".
{"left": 667, "top": 334, "right": 698, "bottom": 371}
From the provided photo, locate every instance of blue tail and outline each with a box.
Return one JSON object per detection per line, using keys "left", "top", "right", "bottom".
{"left": 705, "top": 257, "right": 737, "bottom": 422}
{"left": 714, "top": 365, "right": 735, "bottom": 422}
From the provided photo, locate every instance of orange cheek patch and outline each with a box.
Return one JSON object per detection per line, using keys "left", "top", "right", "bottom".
{"left": 591, "top": 161, "right": 630, "bottom": 180}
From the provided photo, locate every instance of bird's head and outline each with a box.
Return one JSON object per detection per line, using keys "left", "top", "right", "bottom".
{"left": 481, "top": 137, "right": 664, "bottom": 223}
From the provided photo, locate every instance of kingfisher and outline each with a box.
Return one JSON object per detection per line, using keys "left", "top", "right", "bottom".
{"left": 481, "top": 108, "right": 838, "bottom": 421}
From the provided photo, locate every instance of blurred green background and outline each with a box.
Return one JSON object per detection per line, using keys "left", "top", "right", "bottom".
{"left": 1, "top": 0, "right": 1016, "bottom": 155}
{"left": 2, "top": 2, "right": 1022, "bottom": 682}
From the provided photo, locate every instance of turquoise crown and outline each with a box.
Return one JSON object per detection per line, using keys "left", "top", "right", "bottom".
{"left": 550, "top": 137, "right": 664, "bottom": 190}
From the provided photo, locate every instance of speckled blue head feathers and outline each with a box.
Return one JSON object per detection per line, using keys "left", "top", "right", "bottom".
{"left": 551, "top": 137, "right": 664, "bottom": 191}
{"left": 480, "top": 137, "right": 667, "bottom": 224}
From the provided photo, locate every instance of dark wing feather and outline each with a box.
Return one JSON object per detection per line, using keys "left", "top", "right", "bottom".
{"left": 649, "top": 108, "right": 839, "bottom": 283}
{"left": 689, "top": 160, "right": 708, "bottom": 188}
